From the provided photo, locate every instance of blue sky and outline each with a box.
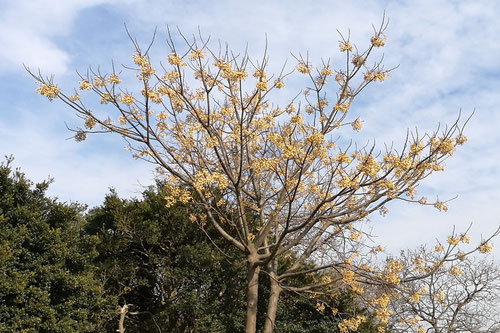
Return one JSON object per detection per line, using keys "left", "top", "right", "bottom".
{"left": 1, "top": 0, "right": 499, "bottom": 256}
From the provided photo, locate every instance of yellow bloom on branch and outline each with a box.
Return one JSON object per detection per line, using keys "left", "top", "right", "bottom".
{"left": 339, "top": 41, "right": 353, "bottom": 52}
{"left": 35, "top": 83, "right": 60, "bottom": 100}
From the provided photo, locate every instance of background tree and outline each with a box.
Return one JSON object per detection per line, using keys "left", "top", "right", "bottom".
{"left": 86, "top": 186, "right": 246, "bottom": 332}
{"left": 0, "top": 157, "right": 112, "bottom": 333}
{"left": 31, "top": 18, "right": 492, "bottom": 332}
{"left": 388, "top": 246, "right": 500, "bottom": 333}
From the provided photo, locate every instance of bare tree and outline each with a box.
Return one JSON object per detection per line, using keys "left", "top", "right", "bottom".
{"left": 29, "top": 18, "right": 496, "bottom": 332}
{"left": 389, "top": 243, "right": 500, "bottom": 332}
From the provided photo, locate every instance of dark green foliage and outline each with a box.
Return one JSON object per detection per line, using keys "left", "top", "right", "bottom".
{"left": 86, "top": 185, "right": 247, "bottom": 332}
{"left": 0, "top": 158, "right": 111, "bottom": 333}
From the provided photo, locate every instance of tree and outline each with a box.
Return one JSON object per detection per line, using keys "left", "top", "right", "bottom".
{"left": 388, "top": 247, "right": 500, "bottom": 332}
{"left": 86, "top": 186, "right": 246, "bottom": 332}
{"left": 0, "top": 157, "right": 112, "bottom": 332}
{"left": 30, "top": 18, "right": 494, "bottom": 332}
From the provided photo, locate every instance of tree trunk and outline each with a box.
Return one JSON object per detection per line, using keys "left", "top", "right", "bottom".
{"left": 246, "top": 259, "right": 260, "bottom": 333}
{"left": 263, "top": 271, "right": 282, "bottom": 333}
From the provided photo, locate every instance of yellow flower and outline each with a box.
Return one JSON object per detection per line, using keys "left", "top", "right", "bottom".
{"left": 478, "top": 242, "right": 493, "bottom": 253}
{"left": 100, "top": 92, "right": 112, "bottom": 104}
{"left": 320, "top": 67, "right": 333, "bottom": 76}
{"left": 84, "top": 117, "right": 96, "bottom": 129}
{"left": 167, "top": 53, "right": 185, "bottom": 66}
{"left": 296, "top": 63, "right": 310, "bottom": 74}
{"left": 253, "top": 69, "right": 267, "bottom": 78}
{"left": 333, "top": 102, "right": 349, "bottom": 112}
{"left": 119, "top": 94, "right": 135, "bottom": 106}
{"left": 455, "top": 135, "right": 467, "bottom": 145}
{"left": 434, "top": 201, "right": 448, "bottom": 212}
{"left": 189, "top": 49, "right": 206, "bottom": 60}
{"left": 352, "top": 118, "right": 362, "bottom": 131}
{"left": 373, "top": 71, "right": 386, "bottom": 82}
{"left": 79, "top": 80, "right": 92, "bottom": 90}
{"left": 447, "top": 235, "right": 460, "bottom": 245}
{"left": 448, "top": 265, "right": 462, "bottom": 276}
{"left": 108, "top": 74, "right": 121, "bottom": 84}
{"left": 339, "top": 42, "right": 353, "bottom": 52}
{"left": 371, "top": 34, "right": 386, "bottom": 47}
{"left": 435, "top": 245, "right": 444, "bottom": 252}
{"left": 256, "top": 80, "right": 268, "bottom": 91}
{"left": 35, "top": 83, "right": 60, "bottom": 100}
{"left": 93, "top": 76, "right": 106, "bottom": 88}
{"left": 315, "top": 302, "right": 325, "bottom": 312}
{"left": 274, "top": 80, "right": 285, "bottom": 88}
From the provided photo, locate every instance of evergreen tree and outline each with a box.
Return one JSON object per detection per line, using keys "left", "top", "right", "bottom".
{"left": 0, "top": 157, "right": 112, "bottom": 333}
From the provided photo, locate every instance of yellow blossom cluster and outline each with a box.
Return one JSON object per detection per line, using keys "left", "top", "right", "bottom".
{"left": 141, "top": 88, "right": 163, "bottom": 104}
{"left": 371, "top": 294, "right": 393, "bottom": 323}
{"left": 93, "top": 76, "right": 107, "bottom": 88}
{"left": 100, "top": 92, "right": 112, "bottom": 104}
{"left": 296, "top": 63, "right": 311, "bottom": 74}
{"left": 342, "top": 269, "right": 364, "bottom": 294}
{"left": 119, "top": 93, "right": 135, "bottom": 106}
{"left": 274, "top": 80, "right": 285, "bottom": 88}
{"left": 79, "top": 80, "right": 92, "bottom": 90}
{"left": 432, "top": 291, "right": 446, "bottom": 304}
{"left": 371, "top": 34, "right": 386, "bottom": 47}
{"left": 335, "top": 152, "right": 352, "bottom": 164}
{"left": 351, "top": 118, "right": 363, "bottom": 131}
{"left": 357, "top": 155, "right": 381, "bottom": 177}
{"left": 69, "top": 93, "right": 80, "bottom": 102}
{"left": 108, "top": 73, "right": 121, "bottom": 84}
{"left": 320, "top": 67, "right": 333, "bottom": 77}
{"left": 188, "top": 49, "right": 206, "bottom": 60}
{"left": 338, "top": 315, "right": 366, "bottom": 333}
{"left": 409, "top": 287, "right": 427, "bottom": 303}
{"left": 315, "top": 302, "right": 325, "bottom": 312}
{"left": 447, "top": 234, "right": 470, "bottom": 245}
{"left": 163, "top": 184, "right": 192, "bottom": 208}
{"left": 35, "top": 83, "right": 60, "bottom": 100}
{"left": 167, "top": 53, "right": 186, "bottom": 66}
{"left": 478, "top": 242, "right": 493, "bottom": 253}
{"left": 339, "top": 41, "right": 353, "bottom": 52}
{"left": 433, "top": 201, "right": 448, "bottom": 212}
{"left": 448, "top": 265, "right": 462, "bottom": 276}
{"left": 132, "top": 52, "right": 155, "bottom": 79}
{"left": 84, "top": 117, "right": 96, "bottom": 129}
{"left": 193, "top": 170, "right": 229, "bottom": 192}
{"left": 255, "top": 80, "right": 268, "bottom": 91}
{"left": 383, "top": 260, "right": 403, "bottom": 285}
{"left": 435, "top": 244, "right": 445, "bottom": 252}
{"left": 333, "top": 102, "right": 350, "bottom": 112}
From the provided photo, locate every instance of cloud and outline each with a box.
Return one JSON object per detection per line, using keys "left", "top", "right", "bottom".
{"left": 0, "top": 0, "right": 124, "bottom": 75}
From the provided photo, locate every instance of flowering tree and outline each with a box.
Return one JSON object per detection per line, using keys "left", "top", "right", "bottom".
{"left": 389, "top": 248, "right": 500, "bottom": 332}
{"left": 30, "top": 18, "right": 495, "bottom": 332}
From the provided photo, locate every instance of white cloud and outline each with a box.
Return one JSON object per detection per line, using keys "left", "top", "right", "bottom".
{"left": 0, "top": 0, "right": 124, "bottom": 75}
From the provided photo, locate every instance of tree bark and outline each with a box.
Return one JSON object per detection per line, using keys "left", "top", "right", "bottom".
{"left": 263, "top": 271, "right": 282, "bottom": 333}
{"left": 246, "top": 258, "right": 260, "bottom": 333}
